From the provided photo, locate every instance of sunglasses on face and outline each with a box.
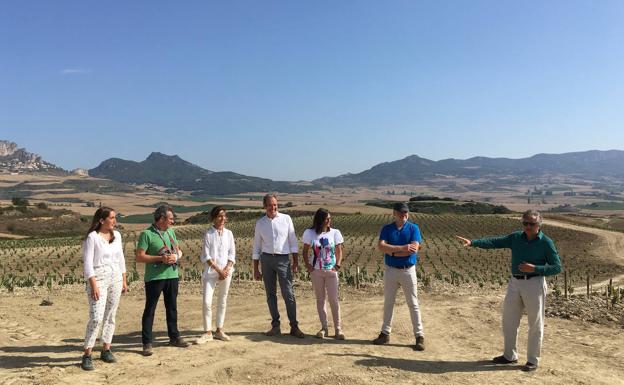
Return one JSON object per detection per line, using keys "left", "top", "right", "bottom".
{"left": 522, "top": 221, "right": 538, "bottom": 227}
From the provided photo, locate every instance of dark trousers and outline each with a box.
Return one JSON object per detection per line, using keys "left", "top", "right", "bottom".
{"left": 142, "top": 278, "right": 180, "bottom": 344}
{"left": 261, "top": 254, "right": 298, "bottom": 327}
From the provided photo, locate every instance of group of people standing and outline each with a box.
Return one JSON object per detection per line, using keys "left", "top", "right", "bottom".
{"left": 80, "top": 194, "right": 562, "bottom": 374}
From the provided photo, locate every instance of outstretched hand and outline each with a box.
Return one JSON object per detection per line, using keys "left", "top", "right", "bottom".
{"left": 456, "top": 236, "right": 471, "bottom": 247}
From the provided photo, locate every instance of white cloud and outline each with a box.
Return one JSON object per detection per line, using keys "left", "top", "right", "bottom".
{"left": 60, "top": 68, "right": 92, "bottom": 75}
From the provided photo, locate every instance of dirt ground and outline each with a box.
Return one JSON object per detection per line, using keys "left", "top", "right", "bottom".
{"left": 1, "top": 280, "right": 623, "bottom": 385}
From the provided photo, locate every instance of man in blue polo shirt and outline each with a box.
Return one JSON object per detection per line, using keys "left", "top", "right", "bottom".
{"left": 372, "top": 202, "right": 425, "bottom": 351}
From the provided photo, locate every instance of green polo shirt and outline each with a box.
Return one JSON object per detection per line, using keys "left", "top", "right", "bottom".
{"left": 471, "top": 231, "right": 562, "bottom": 276}
{"left": 137, "top": 225, "right": 180, "bottom": 282}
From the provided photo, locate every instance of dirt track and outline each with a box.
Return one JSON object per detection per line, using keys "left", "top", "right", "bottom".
{"left": 1, "top": 280, "right": 623, "bottom": 385}
{"left": 544, "top": 219, "right": 624, "bottom": 289}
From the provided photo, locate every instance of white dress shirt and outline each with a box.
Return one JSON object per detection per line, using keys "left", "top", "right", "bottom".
{"left": 82, "top": 230, "right": 126, "bottom": 279}
{"left": 200, "top": 226, "right": 236, "bottom": 274}
{"left": 252, "top": 212, "right": 298, "bottom": 260}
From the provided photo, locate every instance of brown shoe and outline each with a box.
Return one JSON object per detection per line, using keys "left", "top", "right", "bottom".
{"left": 264, "top": 326, "right": 281, "bottom": 337}
{"left": 169, "top": 337, "right": 189, "bottom": 348}
{"left": 372, "top": 332, "right": 390, "bottom": 345}
{"left": 142, "top": 343, "right": 153, "bottom": 356}
{"left": 289, "top": 326, "right": 305, "bottom": 338}
{"left": 414, "top": 336, "right": 425, "bottom": 351}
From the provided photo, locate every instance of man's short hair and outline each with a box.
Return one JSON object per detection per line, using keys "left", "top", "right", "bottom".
{"left": 522, "top": 209, "right": 542, "bottom": 226}
{"left": 392, "top": 202, "right": 409, "bottom": 213}
{"left": 263, "top": 193, "right": 277, "bottom": 207}
{"left": 154, "top": 204, "right": 173, "bottom": 222}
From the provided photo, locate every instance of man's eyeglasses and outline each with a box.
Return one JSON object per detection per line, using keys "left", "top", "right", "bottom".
{"left": 522, "top": 221, "right": 538, "bottom": 227}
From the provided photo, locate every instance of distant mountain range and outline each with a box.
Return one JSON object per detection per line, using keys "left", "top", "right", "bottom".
{"left": 89, "top": 152, "right": 309, "bottom": 194}
{"left": 315, "top": 150, "right": 624, "bottom": 186}
{"left": 3, "top": 139, "right": 623, "bottom": 193}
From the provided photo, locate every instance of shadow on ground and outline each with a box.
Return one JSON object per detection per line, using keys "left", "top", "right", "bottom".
{"left": 0, "top": 330, "right": 203, "bottom": 369}
{"left": 328, "top": 353, "right": 522, "bottom": 374}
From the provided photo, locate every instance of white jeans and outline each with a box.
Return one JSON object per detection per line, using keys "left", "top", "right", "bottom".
{"left": 382, "top": 265, "right": 424, "bottom": 337}
{"left": 202, "top": 270, "right": 233, "bottom": 331}
{"left": 84, "top": 265, "right": 123, "bottom": 349}
{"left": 502, "top": 276, "right": 547, "bottom": 365}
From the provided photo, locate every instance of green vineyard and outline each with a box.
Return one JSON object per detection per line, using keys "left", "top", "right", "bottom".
{"left": 1, "top": 213, "right": 621, "bottom": 291}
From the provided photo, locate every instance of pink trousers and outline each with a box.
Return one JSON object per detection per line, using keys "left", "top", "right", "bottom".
{"left": 311, "top": 269, "right": 341, "bottom": 330}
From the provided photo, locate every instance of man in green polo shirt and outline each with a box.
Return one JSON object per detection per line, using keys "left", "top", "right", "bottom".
{"left": 136, "top": 205, "right": 189, "bottom": 356}
{"left": 457, "top": 209, "right": 561, "bottom": 372}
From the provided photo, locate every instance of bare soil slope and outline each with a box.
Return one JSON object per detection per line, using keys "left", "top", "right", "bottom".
{"left": 1, "top": 282, "right": 622, "bottom": 385}
{"left": 544, "top": 218, "right": 624, "bottom": 288}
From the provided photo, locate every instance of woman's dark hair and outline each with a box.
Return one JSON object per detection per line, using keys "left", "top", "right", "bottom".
{"left": 310, "top": 208, "right": 331, "bottom": 234}
{"left": 86, "top": 207, "right": 115, "bottom": 243}
{"left": 209, "top": 205, "right": 226, "bottom": 221}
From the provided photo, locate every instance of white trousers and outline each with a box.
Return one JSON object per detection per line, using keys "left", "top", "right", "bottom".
{"left": 202, "top": 270, "right": 233, "bottom": 331}
{"left": 502, "top": 276, "right": 547, "bottom": 365}
{"left": 382, "top": 265, "right": 424, "bottom": 337}
{"left": 84, "top": 265, "right": 123, "bottom": 349}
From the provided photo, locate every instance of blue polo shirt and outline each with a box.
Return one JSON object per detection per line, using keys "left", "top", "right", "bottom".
{"left": 379, "top": 221, "right": 422, "bottom": 267}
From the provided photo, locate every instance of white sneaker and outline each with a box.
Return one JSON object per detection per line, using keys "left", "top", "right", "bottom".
{"left": 196, "top": 332, "right": 213, "bottom": 344}
{"left": 214, "top": 331, "right": 231, "bottom": 341}
{"left": 315, "top": 329, "right": 328, "bottom": 339}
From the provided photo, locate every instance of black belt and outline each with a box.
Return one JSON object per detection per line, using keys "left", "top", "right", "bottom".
{"left": 388, "top": 264, "right": 414, "bottom": 270}
{"left": 513, "top": 274, "right": 538, "bottom": 280}
{"left": 262, "top": 252, "right": 289, "bottom": 257}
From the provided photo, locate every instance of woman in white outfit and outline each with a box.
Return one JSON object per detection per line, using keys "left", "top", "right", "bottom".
{"left": 197, "top": 206, "right": 236, "bottom": 343}
{"left": 81, "top": 207, "right": 128, "bottom": 371}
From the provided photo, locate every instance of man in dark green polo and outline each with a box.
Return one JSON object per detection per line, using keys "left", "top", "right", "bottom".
{"left": 457, "top": 209, "right": 562, "bottom": 372}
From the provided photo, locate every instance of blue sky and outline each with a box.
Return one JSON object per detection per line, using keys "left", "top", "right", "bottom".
{"left": 1, "top": 1, "right": 623, "bottom": 181}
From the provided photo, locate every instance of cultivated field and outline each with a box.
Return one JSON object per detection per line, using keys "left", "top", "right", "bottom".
{"left": 4, "top": 173, "right": 623, "bottom": 230}
{"left": 2, "top": 214, "right": 622, "bottom": 292}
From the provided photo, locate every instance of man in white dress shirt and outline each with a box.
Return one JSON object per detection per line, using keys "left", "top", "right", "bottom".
{"left": 253, "top": 194, "right": 305, "bottom": 338}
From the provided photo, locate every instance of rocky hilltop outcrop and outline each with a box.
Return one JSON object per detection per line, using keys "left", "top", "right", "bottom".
{"left": 71, "top": 168, "right": 89, "bottom": 176}
{"left": 0, "top": 140, "right": 61, "bottom": 172}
